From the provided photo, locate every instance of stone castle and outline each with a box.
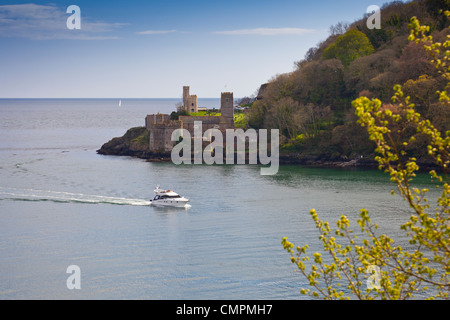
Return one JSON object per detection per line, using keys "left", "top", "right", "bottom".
{"left": 182, "top": 86, "right": 198, "bottom": 113}
{"left": 145, "top": 86, "right": 235, "bottom": 152}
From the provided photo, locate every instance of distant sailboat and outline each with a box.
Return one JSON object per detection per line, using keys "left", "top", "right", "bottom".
{"left": 118, "top": 99, "right": 122, "bottom": 107}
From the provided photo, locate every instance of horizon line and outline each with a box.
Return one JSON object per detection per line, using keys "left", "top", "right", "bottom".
{"left": 0, "top": 97, "right": 243, "bottom": 100}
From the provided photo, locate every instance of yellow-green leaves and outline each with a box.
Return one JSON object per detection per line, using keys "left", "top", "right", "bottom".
{"left": 283, "top": 14, "right": 449, "bottom": 300}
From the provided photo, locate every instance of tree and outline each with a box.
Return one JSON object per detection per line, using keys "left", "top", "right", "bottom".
{"left": 396, "top": 42, "right": 436, "bottom": 85}
{"left": 403, "top": 74, "right": 440, "bottom": 114}
{"left": 170, "top": 109, "right": 189, "bottom": 120}
{"left": 269, "top": 97, "right": 300, "bottom": 140}
{"left": 323, "top": 29, "right": 375, "bottom": 67}
{"left": 295, "top": 104, "right": 332, "bottom": 139}
{"left": 329, "top": 21, "right": 350, "bottom": 36}
{"left": 282, "top": 13, "right": 449, "bottom": 300}
{"left": 291, "top": 59, "right": 345, "bottom": 108}
{"left": 247, "top": 73, "right": 294, "bottom": 131}
{"left": 246, "top": 100, "right": 267, "bottom": 129}
{"left": 344, "top": 49, "right": 397, "bottom": 98}
{"left": 331, "top": 109, "right": 373, "bottom": 157}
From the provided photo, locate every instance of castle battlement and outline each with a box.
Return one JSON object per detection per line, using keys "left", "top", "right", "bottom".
{"left": 182, "top": 86, "right": 198, "bottom": 113}
{"left": 145, "top": 86, "right": 235, "bottom": 152}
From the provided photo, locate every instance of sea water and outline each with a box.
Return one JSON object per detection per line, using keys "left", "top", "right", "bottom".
{"left": 0, "top": 99, "right": 438, "bottom": 299}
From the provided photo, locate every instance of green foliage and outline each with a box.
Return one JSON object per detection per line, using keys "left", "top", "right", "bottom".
{"left": 234, "top": 112, "right": 248, "bottom": 129}
{"left": 364, "top": 28, "right": 394, "bottom": 49}
{"left": 296, "top": 134, "right": 306, "bottom": 143}
{"left": 293, "top": 59, "right": 346, "bottom": 107}
{"left": 189, "top": 111, "right": 221, "bottom": 116}
{"left": 170, "top": 110, "right": 189, "bottom": 120}
{"left": 424, "top": 0, "right": 450, "bottom": 18}
{"left": 130, "top": 130, "right": 150, "bottom": 147}
{"left": 387, "top": 13, "right": 401, "bottom": 27}
{"left": 248, "top": 0, "right": 449, "bottom": 161}
{"left": 247, "top": 101, "right": 267, "bottom": 129}
{"left": 282, "top": 13, "right": 450, "bottom": 300}
{"left": 323, "top": 29, "right": 375, "bottom": 67}
{"left": 123, "top": 127, "right": 147, "bottom": 140}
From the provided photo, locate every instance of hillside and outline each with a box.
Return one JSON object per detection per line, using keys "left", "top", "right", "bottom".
{"left": 246, "top": 0, "right": 450, "bottom": 165}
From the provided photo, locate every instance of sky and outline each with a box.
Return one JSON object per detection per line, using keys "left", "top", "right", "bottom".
{"left": 0, "top": 0, "right": 407, "bottom": 98}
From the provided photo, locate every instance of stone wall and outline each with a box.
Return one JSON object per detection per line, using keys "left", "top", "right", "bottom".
{"left": 221, "top": 92, "right": 234, "bottom": 119}
{"left": 179, "top": 115, "right": 221, "bottom": 136}
{"left": 145, "top": 114, "right": 172, "bottom": 130}
{"left": 182, "top": 86, "right": 198, "bottom": 113}
{"left": 146, "top": 87, "right": 235, "bottom": 152}
{"left": 148, "top": 122, "right": 180, "bottom": 152}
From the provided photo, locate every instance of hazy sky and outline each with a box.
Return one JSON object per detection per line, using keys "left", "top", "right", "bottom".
{"left": 0, "top": 0, "right": 405, "bottom": 98}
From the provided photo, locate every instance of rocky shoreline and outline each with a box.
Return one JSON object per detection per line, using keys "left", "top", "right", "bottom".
{"left": 97, "top": 127, "right": 439, "bottom": 171}
{"left": 96, "top": 126, "right": 379, "bottom": 168}
{"left": 96, "top": 127, "right": 171, "bottom": 162}
{"left": 278, "top": 154, "right": 379, "bottom": 168}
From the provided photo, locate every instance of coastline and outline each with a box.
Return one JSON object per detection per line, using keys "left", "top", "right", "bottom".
{"left": 97, "top": 126, "right": 441, "bottom": 172}
{"left": 96, "top": 126, "right": 380, "bottom": 169}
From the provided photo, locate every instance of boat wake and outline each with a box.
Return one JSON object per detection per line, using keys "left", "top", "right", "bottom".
{"left": 0, "top": 188, "right": 151, "bottom": 207}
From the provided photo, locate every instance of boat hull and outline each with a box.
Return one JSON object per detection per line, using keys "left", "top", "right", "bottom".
{"left": 150, "top": 198, "right": 190, "bottom": 208}
{"left": 150, "top": 186, "right": 189, "bottom": 208}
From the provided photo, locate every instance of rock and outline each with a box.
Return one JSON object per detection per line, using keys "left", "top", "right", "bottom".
{"left": 98, "top": 127, "right": 149, "bottom": 157}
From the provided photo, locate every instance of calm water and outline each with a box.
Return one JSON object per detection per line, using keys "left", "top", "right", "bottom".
{"left": 0, "top": 99, "right": 437, "bottom": 299}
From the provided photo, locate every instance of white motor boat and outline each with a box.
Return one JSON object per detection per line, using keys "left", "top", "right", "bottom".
{"left": 150, "top": 185, "right": 190, "bottom": 207}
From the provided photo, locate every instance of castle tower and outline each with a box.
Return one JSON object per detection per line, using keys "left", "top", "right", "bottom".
{"left": 182, "top": 86, "right": 198, "bottom": 113}
{"left": 183, "top": 86, "right": 190, "bottom": 108}
{"left": 220, "top": 92, "right": 234, "bottom": 130}
{"left": 189, "top": 95, "right": 198, "bottom": 113}
{"left": 221, "top": 92, "right": 234, "bottom": 119}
